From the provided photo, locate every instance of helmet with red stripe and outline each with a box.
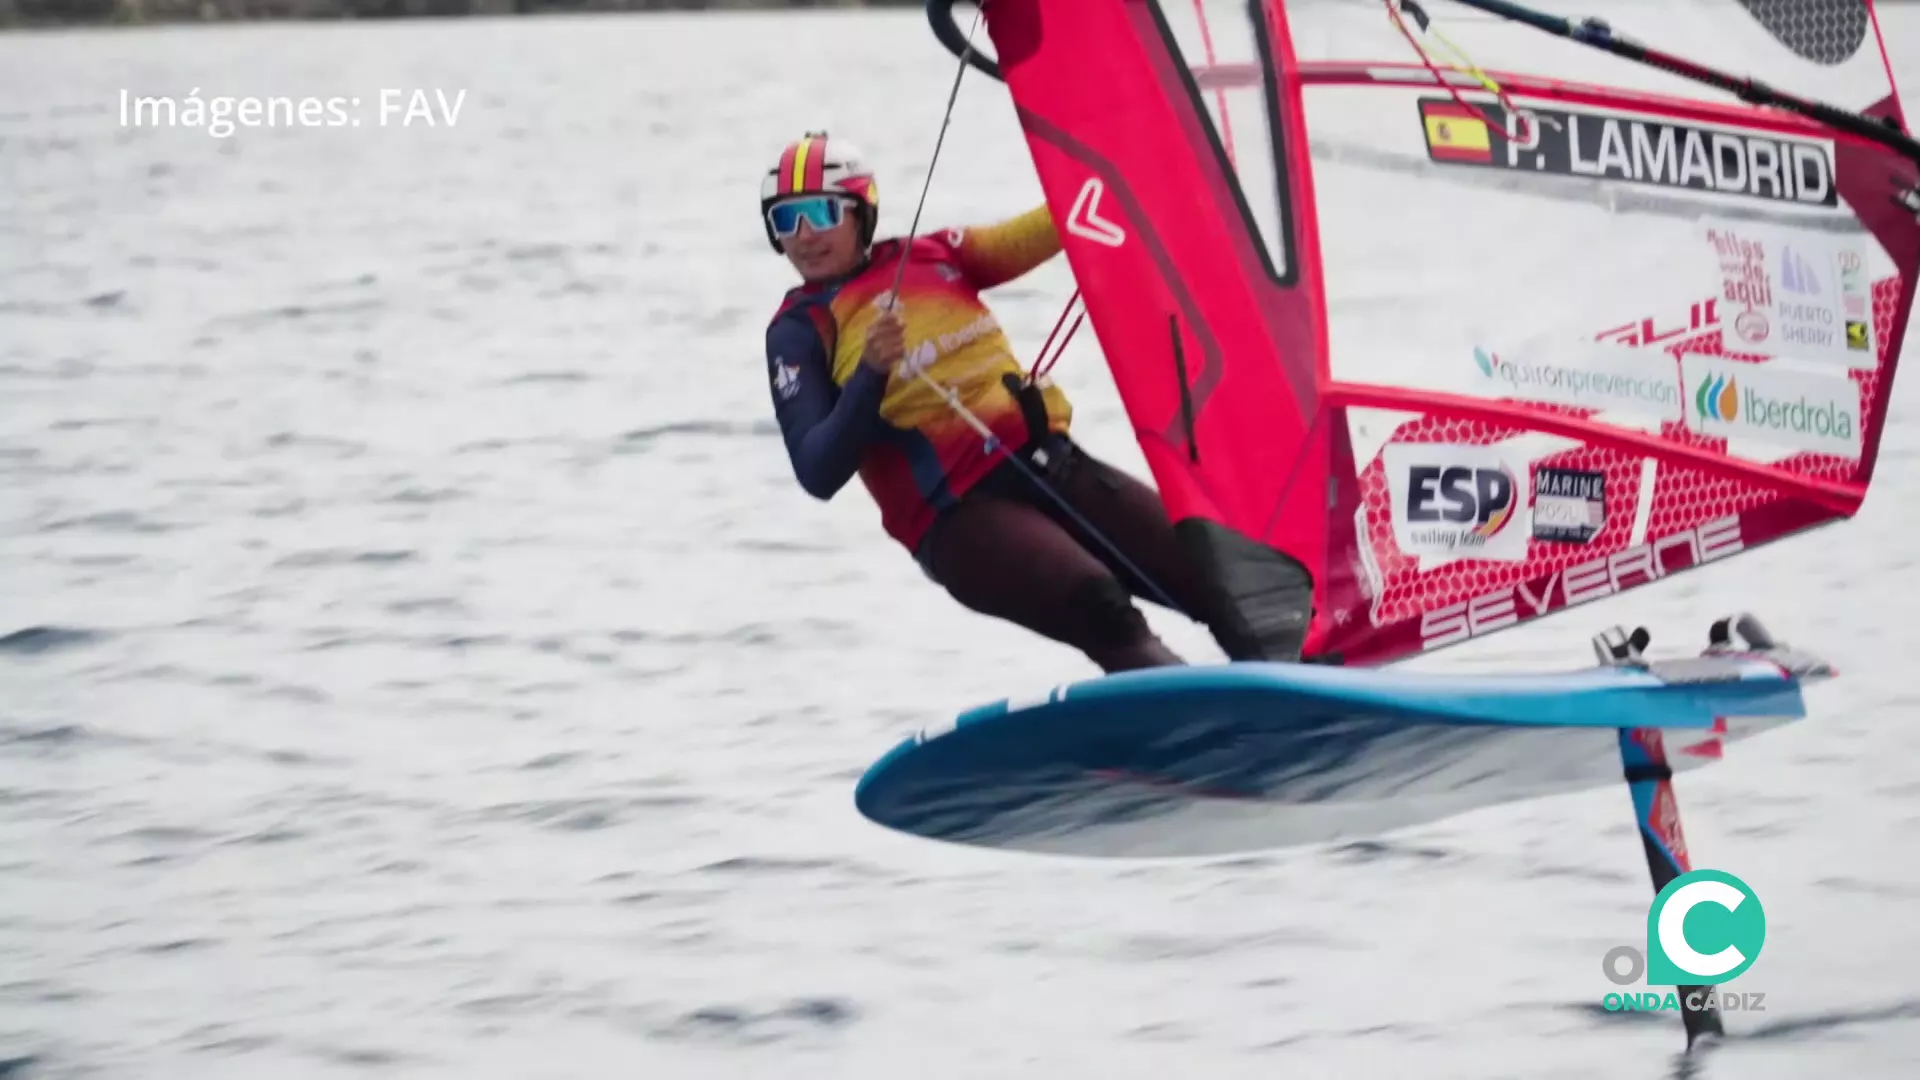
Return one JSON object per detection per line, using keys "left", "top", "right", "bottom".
{"left": 759, "top": 131, "right": 880, "bottom": 253}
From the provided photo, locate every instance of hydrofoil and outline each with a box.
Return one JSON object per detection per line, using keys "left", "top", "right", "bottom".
{"left": 856, "top": 616, "right": 1833, "bottom": 860}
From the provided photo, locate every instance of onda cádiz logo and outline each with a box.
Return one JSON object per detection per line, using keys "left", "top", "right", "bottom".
{"left": 1599, "top": 869, "right": 1769, "bottom": 1016}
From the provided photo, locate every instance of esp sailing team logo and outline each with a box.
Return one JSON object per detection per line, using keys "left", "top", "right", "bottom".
{"left": 1383, "top": 443, "right": 1529, "bottom": 563}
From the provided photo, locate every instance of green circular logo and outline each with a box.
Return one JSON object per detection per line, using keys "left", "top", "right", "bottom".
{"left": 1646, "top": 869, "right": 1766, "bottom": 985}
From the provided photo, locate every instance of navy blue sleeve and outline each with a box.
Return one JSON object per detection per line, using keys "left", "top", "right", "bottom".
{"left": 766, "top": 314, "right": 888, "bottom": 501}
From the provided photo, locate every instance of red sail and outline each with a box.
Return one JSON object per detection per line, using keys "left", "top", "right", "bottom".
{"left": 987, "top": 1, "right": 1329, "bottom": 661}
{"left": 976, "top": 0, "right": 1919, "bottom": 666}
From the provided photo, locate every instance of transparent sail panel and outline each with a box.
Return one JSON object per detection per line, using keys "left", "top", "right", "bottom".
{"left": 1159, "top": 0, "right": 1291, "bottom": 279}
{"left": 1307, "top": 80, "right": 1896, "bottom": 484}
{"left": 1263, "top": 0, "right": 1915, "bottom": 662}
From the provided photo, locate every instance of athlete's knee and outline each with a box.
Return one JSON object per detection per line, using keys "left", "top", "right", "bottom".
{"left": 1067, "top": 575, "right": 1150, "bottom": 647}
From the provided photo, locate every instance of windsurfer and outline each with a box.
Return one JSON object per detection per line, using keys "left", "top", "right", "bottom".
{"left": 759, "top": 131, "right": 1223, "bottom": 673}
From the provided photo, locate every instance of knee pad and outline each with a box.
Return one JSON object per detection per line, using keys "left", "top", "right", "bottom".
{"left": 1066, "top": 575, "right": 1151, "bottom": 650}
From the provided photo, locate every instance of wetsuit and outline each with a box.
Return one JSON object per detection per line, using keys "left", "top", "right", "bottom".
{"left": 763, "top": 206, "right": 1217, "bottom": 673}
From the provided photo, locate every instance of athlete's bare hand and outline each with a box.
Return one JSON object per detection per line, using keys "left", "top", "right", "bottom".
{"left": 861, "top": 309, "right": 907, "bottom": 374}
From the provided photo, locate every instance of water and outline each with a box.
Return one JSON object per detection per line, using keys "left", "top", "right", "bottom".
{"left": 4, "top": 8, "right": 1920, "bottom": 1079}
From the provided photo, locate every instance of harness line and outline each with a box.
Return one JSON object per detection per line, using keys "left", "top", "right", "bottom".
{"left": 1387, "top": 0, "right": 1536, "bottom": 144}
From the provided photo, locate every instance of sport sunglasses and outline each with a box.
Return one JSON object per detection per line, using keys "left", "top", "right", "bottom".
{"left": 766, "top": 194, "right": 858, "bottom": 240}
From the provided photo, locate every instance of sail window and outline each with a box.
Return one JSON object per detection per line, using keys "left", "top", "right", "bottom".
{"left": 1152, "top": 0, "right": 1298, "bottom": 285}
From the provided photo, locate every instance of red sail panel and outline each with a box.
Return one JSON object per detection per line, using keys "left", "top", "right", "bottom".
{"left": 983, "top": 0, "right": 1331, "bottom": 660}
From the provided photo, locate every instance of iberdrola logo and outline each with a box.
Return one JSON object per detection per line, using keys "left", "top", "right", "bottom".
{"left": 1696, "top": 374, "right": 1739, "bottom": 421}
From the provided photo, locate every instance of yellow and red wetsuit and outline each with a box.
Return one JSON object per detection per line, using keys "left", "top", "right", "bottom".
{"left": 764, "top": 204, "right": 1073, "bottom": 553}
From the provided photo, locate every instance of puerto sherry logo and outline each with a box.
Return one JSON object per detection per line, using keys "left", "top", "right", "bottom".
{"left": 1600, "top": 869, "right": 1769, "bottom": 1015}
{"left": 1699, "top": 222, "right": 1877, "bottom": 369}
{"left": 1781, "top": 245, "right": 1820, "bottom": 295}
{"left": 1417, "top": 98, "right": 1838, "bottom": 208}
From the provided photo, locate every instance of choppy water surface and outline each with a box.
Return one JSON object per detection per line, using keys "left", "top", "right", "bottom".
{"left": 4, "top": 9, "right": 1920, "bottom": 1079}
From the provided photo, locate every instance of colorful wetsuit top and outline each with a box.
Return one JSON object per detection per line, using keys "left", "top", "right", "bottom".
{"left": 765, "top": 204, "right": 1074, "bottom": 552}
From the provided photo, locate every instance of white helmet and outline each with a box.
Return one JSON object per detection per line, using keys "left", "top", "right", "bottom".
{"left": 759, "top": 131, "right": 880, "bottom": 252}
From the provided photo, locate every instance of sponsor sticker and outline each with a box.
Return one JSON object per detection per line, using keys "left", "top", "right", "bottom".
{"left": 1384, "top": 443, "right": 1531, "bottom": 563}
{"left": 1681, "top": 354, "right": 1862, "bottom": 458}
{"left": 1415, "top": 98, "right": 1838, "bottom": 209}
{"left": 1702, "top": 222, "right": 1875, "bottom": 369}
{"left": 1533, "top": 466, "right": 1606, "bottom": 544}
{"left": 1470, "top": 342, "right": 1683, "bottom": 422}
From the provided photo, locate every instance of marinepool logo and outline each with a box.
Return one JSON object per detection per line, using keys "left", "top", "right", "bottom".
{"left": 1600, "top": 869, "right": 1769, "bottom": 1015}
{"left": 1682, "top": 356, "right": 1861, "bottom": 458}
{"left": 1470, "top": 346, "right": 1681, "bottom": 422}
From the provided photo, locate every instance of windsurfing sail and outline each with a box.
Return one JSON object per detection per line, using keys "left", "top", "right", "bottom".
{"left": 932, "top": 0, "right": 1920, "bottom": 667}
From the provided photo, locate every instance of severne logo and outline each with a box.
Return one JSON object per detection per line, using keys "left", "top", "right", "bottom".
{"left": 1066, "top": 178, "right": 1126, "bottom": 247}
{"left": 1421, "top": 514, "right": 1745, "bottom": 649}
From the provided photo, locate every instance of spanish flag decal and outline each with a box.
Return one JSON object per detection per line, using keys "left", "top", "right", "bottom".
{"left": 1419, "top": 100, "right": 1493, "bottom": 163}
